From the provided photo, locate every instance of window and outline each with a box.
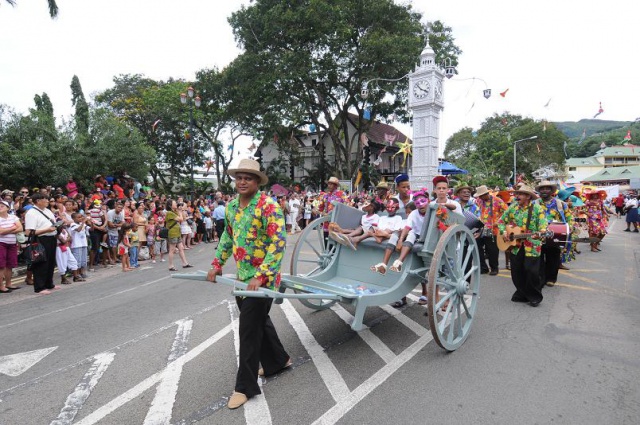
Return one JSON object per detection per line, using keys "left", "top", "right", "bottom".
{"left": 569, "top": 167, "right": 576, "bottom": 171}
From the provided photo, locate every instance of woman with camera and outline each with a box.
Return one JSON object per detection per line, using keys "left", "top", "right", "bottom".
{"left": 24, "top": 193, "right": 60, "bottom": 294}
{"left": 165, "top": 200, "right": 192, "bottom": 272}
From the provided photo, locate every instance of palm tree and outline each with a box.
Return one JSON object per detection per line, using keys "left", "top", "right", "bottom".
{"left": 4, "top": 0, "right": 59, "bottom": 18}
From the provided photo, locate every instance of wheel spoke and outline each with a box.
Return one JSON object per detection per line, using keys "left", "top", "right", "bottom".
{"left": 446, "top": 298, "right": 457, "bottom": 344}
{"left": 460, "top": 295, "right": 473, "bottom": 319}
{"left": 303, "top": 266, "right": 322, "bottom": 277}
{"left": 462, "top": 265, "right": 479, "bottom": 282}
{"left": 304, "top": 238, "right": 322, "bottom": 258}
{"left": 438, "top": 298, "right": 455, "bottom": 334}
{"left": 435, "top": 289, "right": 455, "bottom": 311}
{"left": 460, "top": 245, "right": 474, "bottom": 275}
{"left": 455, "top": 300, "right": 463, "bottom": 338}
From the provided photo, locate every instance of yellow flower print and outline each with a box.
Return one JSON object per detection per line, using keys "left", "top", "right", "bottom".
{"left": 254, "top": 249, "right": 265, "bottom": 259}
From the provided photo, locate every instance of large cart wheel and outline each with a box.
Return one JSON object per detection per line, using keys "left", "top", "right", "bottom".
{"left": 427, "top": 224, "right": 480, "bottom": 351}
{"left": 289, "top": 215, "right": 339, "bottom": 310}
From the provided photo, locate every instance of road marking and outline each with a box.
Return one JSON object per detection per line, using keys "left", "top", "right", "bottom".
{"left": 143, "top": 319, "right": 193, "bottom": 425}
{"left": 50, "top": 352, "right": 115, "bottom": 425}
{"left": 378, "top": 305, "right": 426, "bottom": 336}
{"left": 330, "top": 305, "right": 396, "bottom": 364}
{"left": 311, "top": 331, "right": 434, "bottom": 425}
{"left": 0, "top": 275, "right": 172, "bottom": 330}
{"left": 227, "top": 302, "right": 273, "bottom": 425}
{"left": 279, "top": 300, "right": 350, "bottom": 402}
{"left": 74, "top": 323, "right": 232, "bottom": 425}
{"left": 0, "top": 346, "right": 58, "bottom": 377}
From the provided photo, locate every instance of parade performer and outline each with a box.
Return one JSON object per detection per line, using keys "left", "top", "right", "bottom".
{"left": 474, "top": 185, "right": 508, "bottom": 275}
{"left": 498, "top": 185, "right": 548, "bottom": 307}
{"left": 585, "top": 190, "right": 609, "bottom": 252}
{"left": 536, "top": 181, "right": 573, "bottom": 286}
{"left": 319, "top": 176, "right": 347, "bottom": 236}
{"left": 432, "top": 176, "right": 463, "bottom": 215}
{"left": 206, "top": 159, "right": 291, "bottom": 410}
{"left": 375, "top": 180, "right": 390, "bottom": 203}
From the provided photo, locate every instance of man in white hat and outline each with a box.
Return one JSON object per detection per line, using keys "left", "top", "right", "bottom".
{"left": 497, "top": 185, "right": 548, "bottom": 307}
{"left": 535, "top": 180, "right": 573, "bottom": 284}
{"left": 207, "top": 159, "right": 291, "bottom": 409}
{"left": 474, "top": 185, "right": 508, "bottom": 275}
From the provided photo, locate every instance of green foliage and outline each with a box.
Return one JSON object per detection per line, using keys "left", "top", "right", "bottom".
{"left": 226, "top": 0, "right": 460, "bottom": 180}
{"left": 70, "top": 75, "right": 90, "bottom": 137}
{"left": 444, "top": 113, "right": 568, "bottom": 187}
{"left": 564, "top": 120, "right": 640, "bottom": 158}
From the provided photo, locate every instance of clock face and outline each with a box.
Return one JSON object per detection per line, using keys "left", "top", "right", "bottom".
{"left": 435, "top": 81, "right": 443, "bottom": 99}
{"left": 413, "top": 79, "right": 431, "bottom": 99}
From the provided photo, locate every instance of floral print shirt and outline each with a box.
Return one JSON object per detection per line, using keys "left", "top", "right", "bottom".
{"left": 498, "top": 203, "right": 548, "bottom": 257}
{"left": 212, "top": 191, "right": 286, "bottom": 290}
{"left": 537, "top": 198, "right": 574, "bottom": 226}
{"left": 319, "top": 189, "right": 347, "bottom": 230}
{"left": 476, "top": 196, "right": 508, "bottom": 235}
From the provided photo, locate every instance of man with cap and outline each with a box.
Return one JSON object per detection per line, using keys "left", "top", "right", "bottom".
{"left": 207, "top": 159, "right": 290, "bottom": 410}
{"left": 497, "top": 185, "right": 548, "bottom": 306}
{"left": 432, "top": 176, "right": 462, "bottom": 215}
{"left": 393, "top": 173, "right": 412, "bottom": 213}
{"left": 474, "top": 185, "right": 508, "bottom": 275}
{"left": 535, "top": 181, "right": 573, "bottom": 286}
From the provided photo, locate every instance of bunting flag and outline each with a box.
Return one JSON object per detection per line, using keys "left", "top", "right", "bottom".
{"left": 363, "top": 109, "right": 371, "bottom": 120}
{"left": 227, "top": 144, "right": 234, "bottom": 152}
{"left": 203, "top": 158, "right": 214, "bottom": 177}
{"left": 392, "top": 137, "right": 413, "bottom": 167}
{"left": 501, "top": 118, "right": 508, "bottom": 126}
{"left": 152, "top": 119, "right": 161, "bottom": 132}
{"left": 483, "top": 89, "right": 492, "bottom": 99}
{"left": 360, "top": 133, "right": 369, "bottom": 148}
{"left": 543, "top": 98, "right": 552, "bottom": 108}
{"left": 354, "top": 169, "right": 363, "bottom": 188}
{"left": 624, "top": 130, "right": 632, "bottom": 141}
{"left": 384, "top": 133, "right": 397, "bottom": 145}
{"left": 578, "top": 129, "right": 586, "bottom": 144}
{"left": 184, "top": 129, "right": 190, "bottom": 140}
{"left": 593, "top": 102, "right": 604, "bottom": 118}
{"left": 248, "top": 142, "right": 257, "bottom": 151}
{"left": 500, "top": 88, "right": 509, "bottom": 97}
{"left": 467, "top": 102, "right": 475, "bottom": 113}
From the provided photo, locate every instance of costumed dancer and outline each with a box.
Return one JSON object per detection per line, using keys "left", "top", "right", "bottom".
{"left": 585, "top": 190, "right": 609, "bottom": 252}
{"left": 497, "top": 185, "right": 548, "bottom": 307}
{"left": 474, "top": 185, "right": 508, "bottom": 276}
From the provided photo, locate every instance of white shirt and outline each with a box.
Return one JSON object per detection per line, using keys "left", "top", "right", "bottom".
{"left": 435, "top": 198, "right": 464, "bottom": 216}
{"left": 360, "top": 213, "right": 380, "bottom": 232}
{"left": 625, "top": 198, "right": 638, "bottom": 209}
{"left": 393, "top": 194, "right": 413, "bottom": 210}
{"left": 69, "top": 223, "right": 88, "bottom": 248}
{"left": 25, "top": 207, "right": 57, "bottom": 236}
{"left": 377, "top": 214, "right": 403, "bottom": 232}
{"left": 406, "top": 209, "right": 426, "bottom": 235}
{"left": 0, "top": 214, "right": 19, "bottom": 244}
{"left": 106, "top": 209, "right": 124, "bottom": 236}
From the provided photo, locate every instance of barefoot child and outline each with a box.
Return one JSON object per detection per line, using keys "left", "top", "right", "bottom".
{"left": 118, "top": 224, "right": 132, "bottom": 272}
{"left": 350, "top": 198, "right": 403, "bottom": 249}
{"left": 329, "top": 200, "right": 381, "bottom": 250}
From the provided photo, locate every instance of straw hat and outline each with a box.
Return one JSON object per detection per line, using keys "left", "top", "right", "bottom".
{"left": 227, "top": 158, "right": 269, "bottom": 186}
{"left": 454, "top": 184, "right": 474, "bottom": 195}
{"left": 327, "top": 176, "right": 340, "bottom": 185}
{"left": 513, "top": 184, "right": 538, "bottom": 200}
{"left": 535, "top": 180, "right": 558, "bottom": 191}
{"left": 473, "top": 185, "right": 491, "bottom": 198}
{"left": 376, "top": 180, "right": 389, "bottom": 190}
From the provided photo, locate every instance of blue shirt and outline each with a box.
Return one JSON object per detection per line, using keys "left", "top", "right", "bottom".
{"left": 213, "top": 205, "right": 226, "bottom": 220}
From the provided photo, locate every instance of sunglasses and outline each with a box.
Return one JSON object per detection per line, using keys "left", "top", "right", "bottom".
{"left": 20, "top": 191, "right": 29, "bottom": 194}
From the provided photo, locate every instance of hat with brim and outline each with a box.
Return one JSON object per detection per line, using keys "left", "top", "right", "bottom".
{"left": 569, "top": 195, "right": 585, "bottom": 207}
{"left": 513, "top": 185, "right": 538, "bottom": 200}
{"left": 227, "top": 158, "right": 269, "bottom": 186}
{"left": 557, "top": 186, "right": 576, "bottom": 201}
{"left": 376, "top": 181, "right": 389, "bottom": 190}
{"left": 586, "top": 190, "right": 607, "bottom": 200}
{"left": 1, "top": 189, "right": 14, "bottom": 196}
{"left": 0, "top": 200, "right": 10, "bottom": 208}
{"left": 535, "top": 180, "right": 558, "bottom": 191}
{"left": 327, "top": 176, "right": 340, "bottom": 185}
{"left": 473, "top": 185, "right": 491, "bottom": 198}
{"left": 454, "top": 184, "right": 474, "bottom": 195}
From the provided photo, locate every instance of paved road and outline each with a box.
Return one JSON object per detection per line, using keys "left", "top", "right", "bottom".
{"left": 0, "top": 220, "right": 639, "bottom": 424}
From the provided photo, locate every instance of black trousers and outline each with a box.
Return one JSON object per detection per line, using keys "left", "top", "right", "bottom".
{"left": 540, "top": 244, "right": 561, "bottom": 286}
{"left": 31, "top": 235, "right": 57, "bottom": 293}
{"left": 510, "top": 249, "right": 543, "bottom": 303}
{"left": 235, "top": 297, "right": 289, "bottom": 398}
{"left": 477, "top": 235, "right": 499, "bottom": 272}
{"left": 215, "top": 219, "right": 225, "bottom": 240}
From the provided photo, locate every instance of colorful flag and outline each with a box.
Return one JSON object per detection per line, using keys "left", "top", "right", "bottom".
{"left": 354, "top": 169, "right": 363, "bottom": 188}
{"left": 500, "top": 88, "right": 509, "bottom": 97}
{"left": 483, "top": 89, "right": 492, "bottom": 99}
{"left": 544, "top": 98, "right": 552, "bottom": 108}
{"left": 593, "top": 102, "right": 604, "bottom": 118}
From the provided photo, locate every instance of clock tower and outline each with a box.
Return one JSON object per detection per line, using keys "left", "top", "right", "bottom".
{"left": 408, "top": 38, "right": 445, "bottom": 191}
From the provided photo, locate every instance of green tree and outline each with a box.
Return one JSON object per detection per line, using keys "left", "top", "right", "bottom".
{"left": 226, "top": 0, "right": 460, "bottom": 180}
{"left": 3, "top": 0, "right": 58, "bottom": 18}
{"left": 70, "top": 75, "right": 90, "bottom": 137}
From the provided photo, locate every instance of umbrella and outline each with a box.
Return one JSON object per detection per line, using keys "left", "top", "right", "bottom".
{"left": 438, "top": 161, "right": 468, "bottom": 175}
{"left": 270, "top": 184, "right": 289, "bottom": 196}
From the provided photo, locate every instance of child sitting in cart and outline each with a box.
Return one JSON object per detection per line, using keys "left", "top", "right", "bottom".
{"left": 337, "top": 198, "right": 404, "bottom": 250}
{"left": 328, "top": 199, "right": 381, "bottom": 250}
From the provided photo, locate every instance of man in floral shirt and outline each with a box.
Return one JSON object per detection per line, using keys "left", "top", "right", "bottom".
{"left": 207, "top": 159, "right": 290, "bottom": 410}
{"left": 319, "top": 176, "right": 347, "bottom": 231}
{"left": 535, "top": 181, "right": 573, "bottom": 286}
{"left": 474, "top": 185, "right": 508, "bottom": 275}
{"left": 497, "top": 184, "right": 548, "bottom": 307}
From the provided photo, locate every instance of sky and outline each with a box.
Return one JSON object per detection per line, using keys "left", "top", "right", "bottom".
{"left": 1, "top": 0, "right": 639, "bottom": 156}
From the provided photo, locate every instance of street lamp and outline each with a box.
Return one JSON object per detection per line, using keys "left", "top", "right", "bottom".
{"left": 180, "top": 86, "right": 201, "bottom": 200}
{"left": 513, "top": 135, "right": 538, "bottom": 185}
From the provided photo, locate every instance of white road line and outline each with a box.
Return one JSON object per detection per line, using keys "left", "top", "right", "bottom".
{"left": 50, "top": 352, "right": 115, "bottom": 425}
{"left": 143, "top": 319, "right": 193, "bottom": 425}
{"left": 0, "top": 275, "right": 172, "bottom": 330}
{"left": 330, "top": 305, "right": 395, "bottom": 364}
{"left": 311, "top": 331, "right": 434, "bottom": 425}
{"left": 74, "top": 324, "right": 232, "bottom": 425}
{"left": 378, "top": 305, "right": 426, "bottom": 336}
{"left": 227, "top": 302, "right": 273, "bottom": 425}
{"left": 279, "top": 300, "right": 350, "bottom": 402}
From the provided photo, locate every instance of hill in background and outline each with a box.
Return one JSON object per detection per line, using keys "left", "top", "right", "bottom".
{"left": 553, "top": 119, "right": 632, "bottom": 139}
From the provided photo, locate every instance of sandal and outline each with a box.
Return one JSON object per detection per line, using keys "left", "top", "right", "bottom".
{"left": 169, "top": 267, "right": 177, "bottom": 271}
{"left": 344, "top": 236, "right": 357, "bottom": 251}
{"left": 391, "top": 298, "right": 407, "bottom": 308}
{"left": 418, "top": 296, "right": 428, "bottom": 305}
{"left": 370, "top": 263, "right": 387, "bottom": 275}
{"left": 390, "top": 259, "right": 403, "bottom": 273}
{"left": 183, "top": 264, "right": 193, "bottom": 268}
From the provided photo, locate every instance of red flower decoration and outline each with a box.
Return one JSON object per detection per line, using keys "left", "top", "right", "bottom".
{"left": 233, "top": 246, "right": 247, "bottom": 262}
{"left": 257, "top": 194, "right": 267, "bottom": 209}
{"left": 251, "top": 257, "right": 264, "bottom": 267}
{"left": 264, "top": 203, "right": 276, "bottom": 216}
{"left": 266, "top": 222, "right": 279, "bottom": 237}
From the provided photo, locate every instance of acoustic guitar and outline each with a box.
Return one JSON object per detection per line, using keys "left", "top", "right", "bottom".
{"left": 497, "top": 225, "right": 553, "bottom": 252}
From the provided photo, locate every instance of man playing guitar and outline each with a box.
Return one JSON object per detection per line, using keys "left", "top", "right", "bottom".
{"left": 497, "top": 185, "right": 548, "bottom": 307}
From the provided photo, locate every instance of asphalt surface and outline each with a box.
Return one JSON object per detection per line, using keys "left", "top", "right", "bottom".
{"left": 0, "top": 219, "right": 638, "bottom": 425}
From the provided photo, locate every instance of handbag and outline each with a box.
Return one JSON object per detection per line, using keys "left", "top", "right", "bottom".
{"left": 158, "top": 221, "right": 177, "bottom": 239}
{"left": 24, "top": 231, "right": 47, "bottom": 265}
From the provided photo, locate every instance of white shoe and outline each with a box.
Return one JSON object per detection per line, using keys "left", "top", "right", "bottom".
{"left": 152, "top": 260, "right": 156, "bottom": 263}
{"left": 161, "top": 259, "right": 166, "bottom": 262}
